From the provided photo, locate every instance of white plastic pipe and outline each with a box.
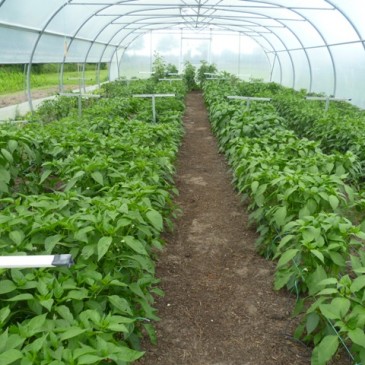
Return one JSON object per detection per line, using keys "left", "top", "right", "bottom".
{"left": 0, "top": 254, "right": 74, "bottom": 269}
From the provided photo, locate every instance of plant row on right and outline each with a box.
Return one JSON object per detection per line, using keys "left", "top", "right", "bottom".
{"left": 204, "top": 81, "right": 365, "bottom": 365}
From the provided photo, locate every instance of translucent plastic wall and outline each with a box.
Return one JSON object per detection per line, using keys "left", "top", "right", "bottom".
{"left": 120, "top": 30, "right": 271, "bottom": 81}
{"left": 0, "top": 0, "right": 365, "bottom": 108}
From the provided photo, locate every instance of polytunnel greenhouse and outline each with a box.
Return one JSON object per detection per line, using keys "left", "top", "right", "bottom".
{"left": 1, "top": 1, "right": 365, "bottom": 365}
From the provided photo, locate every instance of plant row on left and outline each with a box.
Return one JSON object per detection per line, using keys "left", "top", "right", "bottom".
{"left": 0, "top": 79, "right": 185, "bottom": 365}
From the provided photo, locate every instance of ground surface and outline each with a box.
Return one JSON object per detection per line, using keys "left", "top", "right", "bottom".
{"left": 0, "top": 86, "right": 77, "bottom": 108}
{"left": 136, "top": 92, "right": 317, "bottom": 365}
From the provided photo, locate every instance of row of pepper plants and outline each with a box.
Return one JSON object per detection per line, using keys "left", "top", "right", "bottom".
{"left": 0, "top": 79, "right": 185, "bottom": 364}
{"left": 203, "top": 79, "right": 365, "bottom": 365}
{"left": 236, "top": 79, "right": 365, "bottom": 184}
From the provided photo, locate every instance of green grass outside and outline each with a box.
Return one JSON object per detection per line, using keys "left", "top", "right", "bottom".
{"left": 0, "top": 69, "right": 109, "bottom": 95}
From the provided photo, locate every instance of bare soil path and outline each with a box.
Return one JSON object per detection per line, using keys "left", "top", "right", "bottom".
{"left": 0, "top": 86, "right": 78, "bottom": 108}
{"left": 137, "top": 91, "right": 311, "bottom": 365}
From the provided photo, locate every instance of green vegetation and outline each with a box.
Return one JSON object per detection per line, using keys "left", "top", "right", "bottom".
{"left": 196, "top": 60, "right": 218, "bottom": 87}
{"left": 182, "top": 61, "right": 197, "bottom": 91}
{"left": 0, "top": 78, "right": 185, "bottom": 364}
{"left": 203, "top": 77, "right": 365, "bottom": 365}
{"left": 0, "top": 67, "right": 109, "bottom": 95}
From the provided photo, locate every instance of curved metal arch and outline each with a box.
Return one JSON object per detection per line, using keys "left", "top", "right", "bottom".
{"left": 69, "top": 0, "right": 363, "bottom": 95}
{"left": 25, "top": 0, "right": 350, "bottom": 101}
{"left": 114, "top": 22, "right": 279, "bottom": 83}
{"left": 26, "top": 2, "right": 70, "bottom": 111}
{"left": 324, "top": 0, "right": 365, "bottom": 54}
{"left": 237, "top": 0, "right": 337, "bottom": 94}
{"left": 105, "top": 19, "right": 285, "bottom": 76}
{"left": 108, "top": 19, "right": 284, "bottom": 84}
{"left": 93, "top": 1, "right": 322, "bottom": 90}
{"left": 51, "top": 1, "right": 324, "bottom": 92}
{"left": 82, "top": 5, "right": 296, "bottom": 87}
{"left": 60, "top": 1, "right": 315, "bottom": 90}
{"left": 59, "top": 1, "right": 136, "bottom": 90}
{"left": 324, "top": 0, "right": 365, "bottom": 96}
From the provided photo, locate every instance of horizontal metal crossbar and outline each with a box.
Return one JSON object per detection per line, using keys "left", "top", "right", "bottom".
{"left": 59, "top": 93, "right": 101, "bottom": 98}
{"left": 227, "top": 96, "right": 272, "bottom": 101}
{"left": 132, "top": 94, "right": 175, "bottom": 97}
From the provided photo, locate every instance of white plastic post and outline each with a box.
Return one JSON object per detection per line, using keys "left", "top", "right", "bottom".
{"left": 132, "top": 94, "right": 175, "bottom": 123}
{"left": 0, "top": 254, "right": 74, "bottom": 269}
{"left": 227, "top": 96, "right": 272, "bottom": 109}
{"left": 305, "top": 96, "right": 351, "bottom": 112}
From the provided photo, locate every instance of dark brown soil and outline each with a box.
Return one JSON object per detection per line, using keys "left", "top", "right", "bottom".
{"left": 137, "top": 92, "right": 314, "bottom": 365}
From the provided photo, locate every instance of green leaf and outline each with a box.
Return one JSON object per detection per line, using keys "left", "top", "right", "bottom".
{"left": 348, "top": 328, "right": 365, "bottom": 347}
{"left": 9, "top": 230, "right": 24, "bottom": 245}
{"left": 311, "top": 249, "right": 324, "bottom": 263}
{"left": 44, "top": 234, "right": 62, "bottom": 253}
{"left": 108, "top": 295, "right": 133, "bottom": 315}
{"left": 350, "top": 275, "right": 365, "bottom": 293}
{"left": 91, "top": 171, "right": 104, "bottom": 186}
{"left": 6, "top": 293, "right": 33, "bottom": 301}
{"left": 318, "top": 278, "right": 338, "bottom": 286}
{"left": 303, "top": 226, "right": 320, "bottom": 242}
{"left": 78, "top": 355, "right": 103, "bottom": 364}
{"left": 277, "top": 249, "right": 299, "bottom": 268}
{"left": 24, "top": 334, "right": 48, "bottom": 353}
{"left": 97, "top": 236, "right": 113, "bottom": 261}
{"left": 274, "top": 206, "right": 287, "bottom": 227}
{"left": 66, "top": 290, "right": 88, "bottom": 300}
{"left": 7, "top": 140, "right": 18, "bottom": 153}
{"left": 0, "top": 280, "right": 16, "bottom": 294}
{"left": 277, "top": 235, "right": 294, "bottom": 250}
{"left": 0, "top": 349, "right": 23, "bottom": 365}
{"left": 124, "top": 236, "right": 148, "bottom": 255}
{"left": 330, "top": 297, "right": 351, "bottom": 318}
{"left": 328, "top": 195, "right": 339, "bottom": 210}
{"left": 306, "top": 312, "right": 320, "bottom": 335}
{"left": 146, "top": 209, "right": 163, "bottom": 231}
{"left": 316, "top": 288, "right": 338, "bottom": 295}
{"left": 109, "top": 346, "right": 144, "bottom": 362}
{"left": 0, "top": 306, "right": 11, "bottom": 324}
{"left": 251, "top": 181, "right": 259, "bottom": 193}
{"left": 328, "top": 251, "right": 346, "bottom": 267}
{"left": 60, "top": 327, "right": 86, "bottom": 341}
{"left": 107, "top": 323, "right": 128, "bottom": 332}
{"left": 299, "top": 205, "right": 311, "bottom": 219}
{"left": 0, "top": 167, "right": 11, "bottom": 183}
{"left": 319, "top": 303, "right": 339, "bottom": 320}
{"left": 1, "top": 149, "right": 13, "bottom": 163}
{"left": 307, "top": 199, "right": 318, "bottom": 214}
{"left": 56, "top": 305, "right": 74, "bottom": 322}
{"left": 81, "top": 245, "right": 95, "bottom": 260}
{"left": 40, "top": 298, "right": 54, "bottom": 311}
{"left": 40, "top": 170, "right": 52, "bottom": 184}
{"left": 24, "top": 314, "right": 47, "bottom": 337}
{"left": 311, "top": 335, "right": 338, "bottom": 365}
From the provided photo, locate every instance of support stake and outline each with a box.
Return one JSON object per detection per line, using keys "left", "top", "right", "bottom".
{"left": 0, "top": 254, "right": 74, "bottom": 269}
{"left": 305, "top": 96, "right": 351, "bottom": 112}
{"left": 132, "top": 94, "right": 175, "bottom": 123}
{"left": 227, "top": 95, "right": 272, "bottom": 109}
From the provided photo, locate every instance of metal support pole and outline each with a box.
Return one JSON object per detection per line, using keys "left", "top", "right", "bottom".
{"left": 151, "top": 95, "right": 156, "bottom": 123}
{"left": 78, "top": 94, "right": 82, "bottom": 119}
{"left": 59, "top": 92, "right": 100, "bottom": 119}
{"left": 132, "top": 93, "right": 175, "bottom": 123}
{"left": 227, "top": 96, "right": 272, "bottom": 109}
{"left": 305, "top": 96, "right": 352, "bottom": 112}
{"left": 159, "top": 78, "right": 183, "bottom": 84}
